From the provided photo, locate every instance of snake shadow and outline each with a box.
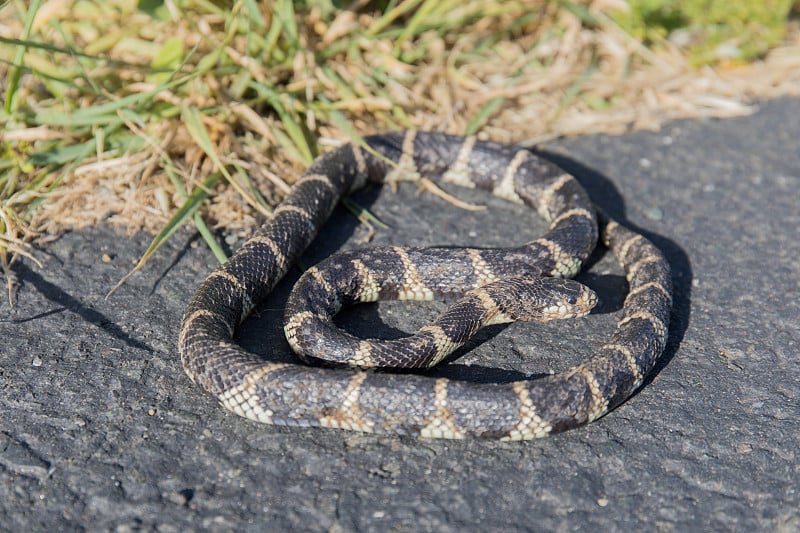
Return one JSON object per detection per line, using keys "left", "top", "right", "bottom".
{"left": 537, "top": 149, "right": 692, "bottom": 393}
{"left": 238, "top": 151, "right": 691, "bottom": 391}
{"left": 9, "top": 260, "right": 153, "bottom": 353}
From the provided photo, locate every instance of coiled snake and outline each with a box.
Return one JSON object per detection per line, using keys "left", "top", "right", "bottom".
{"left": 179, "top": 131, "right": 672, "bottom": 440}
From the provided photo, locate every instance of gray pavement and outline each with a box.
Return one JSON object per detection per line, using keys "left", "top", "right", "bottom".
{"left": 1, "top": 98, "right": 798, "bottom": 531}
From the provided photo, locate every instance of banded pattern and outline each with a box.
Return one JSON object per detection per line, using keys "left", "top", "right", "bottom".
{"left": 285, "top": 260, "right": 599, "bottom": 369}
{"left": 179, "top": 130, "right": 672, "bottom": 439}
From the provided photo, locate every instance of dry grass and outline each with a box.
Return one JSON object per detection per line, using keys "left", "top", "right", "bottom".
{"left": 1, "top": 0, "right": 799, "bottom": 294}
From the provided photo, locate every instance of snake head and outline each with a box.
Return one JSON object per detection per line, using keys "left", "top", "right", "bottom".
{"left": 536, "top": 277, "right": 598, "bottom": 321}
{"left": 484, "top": 276, "right": 597, "bottom": 323}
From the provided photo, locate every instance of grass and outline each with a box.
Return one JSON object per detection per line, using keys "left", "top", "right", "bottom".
{"left": 612, "top": 0, "right": 797, "bottom": 65}
{"left": 1, "top": 0, "right": 799, "bottom": 298}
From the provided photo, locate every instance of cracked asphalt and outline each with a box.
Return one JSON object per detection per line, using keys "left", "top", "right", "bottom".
{"left": 2, "top": 98, "right": 798, "bottom": 531}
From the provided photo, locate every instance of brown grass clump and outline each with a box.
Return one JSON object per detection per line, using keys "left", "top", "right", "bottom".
{"left": 1, "top": 1, "right": 799, "bottom": 294}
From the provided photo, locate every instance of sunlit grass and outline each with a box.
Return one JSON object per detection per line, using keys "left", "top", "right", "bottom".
{"left": 0, "top": 0, "right": 798, "bottom": 297}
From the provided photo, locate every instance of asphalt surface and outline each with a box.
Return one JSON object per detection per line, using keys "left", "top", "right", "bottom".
{"left": 2, "top": 97, "right": 798, "bottom": 532}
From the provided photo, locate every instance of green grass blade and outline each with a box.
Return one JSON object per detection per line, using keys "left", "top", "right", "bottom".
{"left": 182, "top": 105, "right": 271, "bottom": 217}
{"left": 341, "top": 196, "right": 389, "bottom": 230}
{"left": 162, "top": 155, "right": 226, "bottom": 262}
{"left": 241, "top": 0, "right": 266, "bottom": 29}
{"left": 232, "top": 162, "right": 271, "bottom": 213}
{"left": 5, "top": 0, "right": 42, "bottom": 114}
{"left": 0, "top": 35, "right": 182, "bottom": 72}
{"left": 33, "top": 75, "right": 194, "bottom": 126}
{"left": 107, "top": 171, "right": 222, "bottom": 298}
{"left": 0, "top": 57, "right": 86, "bottom": 90}
{"left": 366, "top": 0, "right": 424, "bottom": 36}
{"left": 193, "top": 212, "right": 227, "bottom": 263}
{"left": 27, "top": 139, "right": 96, "bottom": 166}
{"left": 274, "top": 0, "right": 299, "bottom": 45}
{"left": 394, "top": 0, "right": 438, "bottom": 53}
{"left": 465, "top": 97, "right": 505, "bottom": 136}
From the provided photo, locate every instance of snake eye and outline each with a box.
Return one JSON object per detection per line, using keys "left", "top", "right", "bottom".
{"left": 566, "top": 294, "right": 577, "bottom": 305}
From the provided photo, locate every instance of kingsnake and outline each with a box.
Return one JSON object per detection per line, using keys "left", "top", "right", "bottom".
{"left": 179, "top": 131, "right": 672, "bottom": 440}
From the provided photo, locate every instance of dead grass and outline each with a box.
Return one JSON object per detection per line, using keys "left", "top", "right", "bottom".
{"left": 1, "top": 0, "right": 799, "bottom": 294}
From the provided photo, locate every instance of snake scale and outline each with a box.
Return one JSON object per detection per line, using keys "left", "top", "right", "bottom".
{"left": 179, "top": 130, "right": 672, "bottom": 440}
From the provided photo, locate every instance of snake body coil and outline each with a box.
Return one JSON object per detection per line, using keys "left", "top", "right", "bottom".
{"left": 179, "top": 131, "right": 672, "bottom": 440}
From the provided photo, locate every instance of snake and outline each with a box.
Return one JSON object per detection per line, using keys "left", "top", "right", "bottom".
{"left": 179, "top": 130, "right": 672, "bottom": 440}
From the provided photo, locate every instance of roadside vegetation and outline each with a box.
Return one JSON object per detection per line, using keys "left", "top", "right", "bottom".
{"left": 1, "top": 0, "right": 798, "bottom": 296}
